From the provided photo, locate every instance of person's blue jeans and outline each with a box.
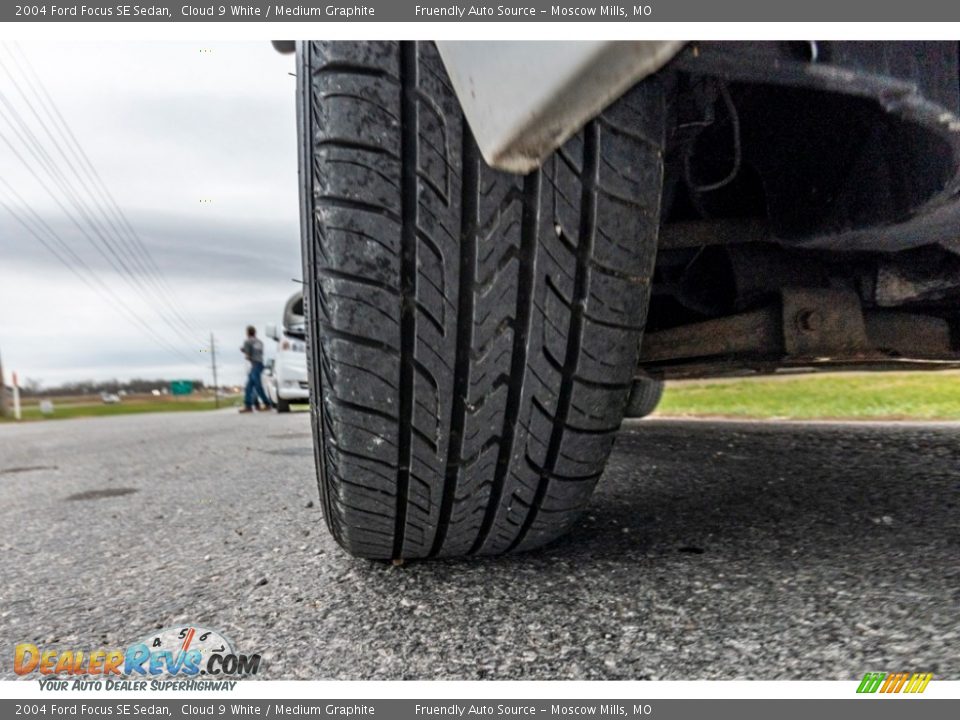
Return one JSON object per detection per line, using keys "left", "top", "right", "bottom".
{"left": 244, "top": 362, "right": 271, "bottom": 409}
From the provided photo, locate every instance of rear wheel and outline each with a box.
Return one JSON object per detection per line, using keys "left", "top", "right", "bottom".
{"left": 625, "top": 378, "right": 665, "bottom": 418}
{"left": 299, "top": 41, "right": 665, "bottom": 559}
{"left": 276, "top": 398, "right": 291, "bottom": 413}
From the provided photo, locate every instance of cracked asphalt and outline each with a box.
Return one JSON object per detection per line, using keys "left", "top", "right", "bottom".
{"left": 1, "top": 409, "right": 957, "bottom": 680}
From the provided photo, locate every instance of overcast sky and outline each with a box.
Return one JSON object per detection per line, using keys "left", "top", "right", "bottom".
{"left": 0, "top": 41, "right": 300, "bottom": 388}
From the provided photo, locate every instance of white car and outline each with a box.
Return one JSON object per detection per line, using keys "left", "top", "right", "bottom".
{"left": 265, "top": 292, "right": 309, "bottom": 413}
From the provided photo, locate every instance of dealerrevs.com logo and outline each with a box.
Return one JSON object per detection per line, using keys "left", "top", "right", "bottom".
{"left": 15, "top": 626, "right": 261, "bottom": 690}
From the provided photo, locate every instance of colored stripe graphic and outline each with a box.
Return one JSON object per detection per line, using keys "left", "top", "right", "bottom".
{"left": 905, "top": 673, "right": 933, "bottom": 693}
{"left": 857, "top": 672, "right": 886, "bottom": 693}
{"left": 880, "top": 673, "right": 907, "bottom": 693}
{"left": 857, "top": 672, "right": 932, "bottom": 693}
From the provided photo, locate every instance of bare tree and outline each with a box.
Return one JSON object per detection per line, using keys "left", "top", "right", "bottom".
{"left": 22, "top": 377, "right": 43, "bottom": 396}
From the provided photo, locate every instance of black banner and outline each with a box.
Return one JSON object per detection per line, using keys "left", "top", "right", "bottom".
{"left": 6, "top": 1, "right": 960, "bottom": 22}
{"left": 2, "top": 699, "right": 960, "bottom": 719}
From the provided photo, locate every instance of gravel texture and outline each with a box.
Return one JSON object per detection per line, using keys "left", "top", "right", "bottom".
{"left": 1, "top": 410, "right": 957, "bottom": 680}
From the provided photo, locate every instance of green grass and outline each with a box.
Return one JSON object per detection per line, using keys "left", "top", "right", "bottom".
{"left": 656, "top": 371, "right": 960, "bottom": 421}
{"left": 0, "top": 398, "right": 238, "bottom": 422}
{"left": 4, "top": 372, "right": 959, "bottom": 423}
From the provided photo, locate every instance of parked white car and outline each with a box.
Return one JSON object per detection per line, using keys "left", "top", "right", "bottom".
{"left": 265, "top": 292, "right": 309, "bottom": 413}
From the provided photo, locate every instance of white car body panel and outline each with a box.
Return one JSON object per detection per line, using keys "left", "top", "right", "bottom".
{"left": 272, "top": 338, "right": 309, "bottom": 402}
{"left": 266, "top": 293, "right": 310, "bottom": 404}
{"left": 436, "top": 41, "right": 686, "bottom": 173}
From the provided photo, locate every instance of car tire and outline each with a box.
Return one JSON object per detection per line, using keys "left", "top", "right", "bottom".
{"left": 276, "top": 398, "right": 291, "bottom": 413}
{"left": 625, "top": 378, "right": 665, "bottom": 418}
{"left": 298, "top": 41, "right": 665, "bottom": 559}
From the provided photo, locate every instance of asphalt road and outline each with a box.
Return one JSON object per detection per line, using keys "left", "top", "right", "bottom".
{"left": 1, "top": 409, "right": 958, "bottom": 680}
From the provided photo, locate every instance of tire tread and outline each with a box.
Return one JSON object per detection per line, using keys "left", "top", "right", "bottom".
{"left": 300, "top": 40, "right": 663, "bottom": 558}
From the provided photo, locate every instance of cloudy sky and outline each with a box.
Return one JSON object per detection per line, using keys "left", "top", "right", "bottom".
{"left": 0, "top": 41, "right": 300, "bottom": 388}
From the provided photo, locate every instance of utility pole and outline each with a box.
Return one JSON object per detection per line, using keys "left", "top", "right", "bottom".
{"left": 210, "top": 332, "right": 220, "bottom": 408}
{"left": 12, "top": 370, "right": 20, "bottom": 421}
{"left": 0, "top": 348, "right": 7, "bottom": 418}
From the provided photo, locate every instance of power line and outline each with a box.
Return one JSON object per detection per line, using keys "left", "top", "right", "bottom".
{"left": 0, "top": 191, "right": 204, "bottom": 368}
{"left": 0, "top": 116, "right": 206, "bottom": 357}
{"left": 0, "top": 44, "right": 207, "bottom": 347}
{"left": 4, "top": 42, "right": 206, "bottom": 336}
{"left": 0, "top": 97, "right": 208, "bottom": 356}
{"left": 0, "top": 86, "right": 206, "bottom": 350}
{"left": 0, "top": 181, "right": 204, "bottom": 366}
{"left": 1, "top": 42, "right": 203, "bottom": 335}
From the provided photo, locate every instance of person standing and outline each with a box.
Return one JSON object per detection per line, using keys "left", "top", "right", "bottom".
{"left": 240, "top": 325, "right": 273, "bottom": 413}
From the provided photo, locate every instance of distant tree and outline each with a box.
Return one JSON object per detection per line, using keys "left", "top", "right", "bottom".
{"left": 22, "top": 378, "right": 43, "bottom": 395}
{"left": 36, "top": 377, "right": 208, "bottom": 397}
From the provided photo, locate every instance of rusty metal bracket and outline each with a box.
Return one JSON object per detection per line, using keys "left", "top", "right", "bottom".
{"left": 638, "top": 283, "right": 959, "bottom": 378}
{"left": 639, "top": 308, "right": 781, "bottom": 363}
{"left": 781, "top": 287, "right": 870, "bottom": 357}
